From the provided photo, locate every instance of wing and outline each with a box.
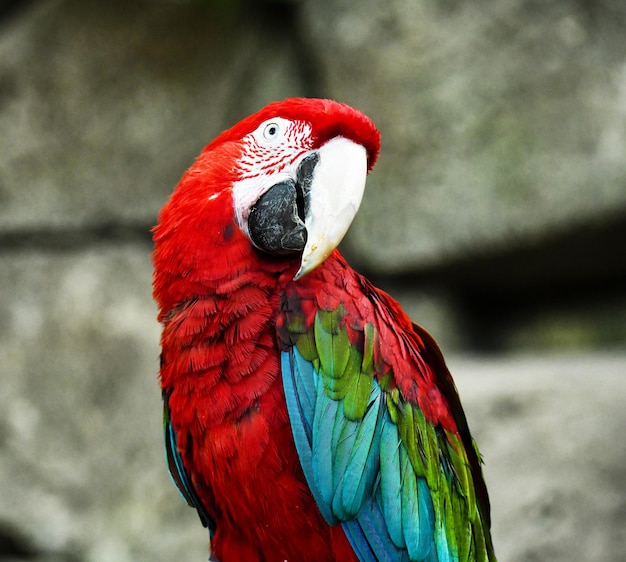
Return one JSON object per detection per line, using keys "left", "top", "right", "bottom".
{"left": 277, "top": 263, "right": 496, "bottom": 562}
{"left": 163, "top": 389, "right": 216, "bottom": 537}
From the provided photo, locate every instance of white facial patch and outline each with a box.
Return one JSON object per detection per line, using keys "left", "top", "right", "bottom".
{"left": 232, "top": 171, "right": 294, "bottom": 238}
{"left": 232, "top": 117, "right": 313, "bottom": 237}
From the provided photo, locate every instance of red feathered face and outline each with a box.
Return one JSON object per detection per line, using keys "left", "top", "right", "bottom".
{"left": 229, "top": 116, "right": 315, "bottom": 253}
{"left": 216, "top": 98, "right": 380, "bottom": 279}
{"left": 204, "top": 98, "right": 380, "bottom": 171}
{"left": 156, "top": 98, "right": 381, "bottom": 283}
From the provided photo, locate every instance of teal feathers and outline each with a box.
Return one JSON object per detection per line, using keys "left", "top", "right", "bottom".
{"left": 280, "top": 303, "right": 496, "bottom": 562}
{"left": 162, "top": 394, "right": 215, "bottom": 534}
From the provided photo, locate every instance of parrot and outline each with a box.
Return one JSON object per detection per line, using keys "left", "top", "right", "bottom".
{"left": 152, "top": 98, "right": 496, "bottom": 562}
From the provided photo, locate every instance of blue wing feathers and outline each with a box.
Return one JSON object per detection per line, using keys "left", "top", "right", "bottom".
{"left": 417, "top": 478, "right": 437, "bottom": 559}
{"left": 282, "top": 346, "right": 452, "bottom": 562}
{"left": 436, "top": 520, "right": 456, "bottom": 562}
{"left": 400, "top": 446, "right": 420, "bottom": 555}
{"left": 340, "top": 388, "right": 383, "bottom": 517}
{"left": 282, "top": 351, "right": 337, "bottom": 524}
{"left": 342, "top": 518, "right": 380, "bottom": 562}
{"left": 292, "top": 349, "right": 317, "bottom": 440}
{"left": 331, "top": 401, "right": 356, "bottom": 518}
{"left": 343, "top": 500, "right": 411, "bottom": 562}
{"left": 281, "top": 351, "right": 314, "bottom": 459}
{"left": 401, "top": 448, "right": 437, "bottom": 561}
{"left": 164, "top": 419, "right": 195, "bottom": 505}
{"left": 163, "top": 399, "right": 215, "bottom": 535}
{"left": 379, "top": 414, "right": 405, "bottom": 547}
{"left": 312, "top": 376, "right": 341, "bottom": 519}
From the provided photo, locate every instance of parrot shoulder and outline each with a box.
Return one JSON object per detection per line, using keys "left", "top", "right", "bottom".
{"left": 277, "top": 253, "right": 496, "bottom": 562}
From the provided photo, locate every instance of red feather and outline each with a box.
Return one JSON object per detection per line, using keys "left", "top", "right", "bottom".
{"left": 152, "top": 99, "right": 492, "bottom": 560}
{"left": 153, "top": 100, "right": 370, "bottom": 560}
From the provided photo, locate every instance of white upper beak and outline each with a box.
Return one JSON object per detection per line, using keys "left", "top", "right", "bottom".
{"left": 295, "top": 137, "right": 368, "bottom": 279}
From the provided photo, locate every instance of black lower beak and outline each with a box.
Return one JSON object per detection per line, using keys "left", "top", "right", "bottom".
{"left": 248, "top": 152, "right": 319, "bottom": 257}
{"left": 248, "top": 180, "right": 307, "bottom": 256}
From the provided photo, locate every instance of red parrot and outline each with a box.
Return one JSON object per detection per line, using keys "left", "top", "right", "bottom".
{"left": 153, "top": 98, "right": 496, "bottom": 562}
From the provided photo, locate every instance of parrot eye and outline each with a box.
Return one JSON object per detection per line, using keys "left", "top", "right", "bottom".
{"left": 251, "top": 117, "right": 295, "bottom": 147}
{"left": 262, "top": 122, "right": 281, "bottom": 141}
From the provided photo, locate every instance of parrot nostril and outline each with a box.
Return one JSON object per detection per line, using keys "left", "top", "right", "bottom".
{"left": 295, "top": 151, "right": 319, "bottom": 222}
{"left": 294, "top": 182, "right": 305, "bottom": 223}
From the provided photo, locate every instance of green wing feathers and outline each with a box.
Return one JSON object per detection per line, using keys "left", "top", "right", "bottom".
{"left": 314, "top": 309, "right": 373, "bottom": 420}
{"left": 280, "top": 302, "right": 496, "bottom": 561}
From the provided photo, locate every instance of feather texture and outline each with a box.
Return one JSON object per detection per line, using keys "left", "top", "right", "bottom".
{"left": 153, "top": 97, "right": 494, "bottom": 562}
{"left": 162, "top": 394, "right": 215, "bottom": 534}
{"left": 277, "top": 257, "right": 496, "bottom": 561}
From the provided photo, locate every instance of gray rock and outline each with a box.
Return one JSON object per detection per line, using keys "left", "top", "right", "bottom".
{"left": 452, "top": 353, "right": 626, "bottom": 562}
{"left": 0, "top": 1, "right": 624, "bottom": 560}
{"left": 300, "top": 0, "right": 626, "bottom": 272}
{"left": 0, "top": 0, "right": 307, "bottom": 232}
{"left": 0, "top": 245, "right": 206, "bottom": 561}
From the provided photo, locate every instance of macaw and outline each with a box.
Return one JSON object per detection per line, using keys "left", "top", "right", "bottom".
{"left": 153, "top": 98, "right": 496, "bottom": 562}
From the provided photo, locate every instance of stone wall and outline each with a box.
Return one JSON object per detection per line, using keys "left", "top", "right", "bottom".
{"left": 1, "top": 1, "right": 624, "bottom": 561}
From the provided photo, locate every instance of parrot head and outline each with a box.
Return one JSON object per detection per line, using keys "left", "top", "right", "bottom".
{"left": 219, "top": 98, "right": 380, "bottom": 278}
{"left": 154, "top": 98, "right": 380, "bottom": 308}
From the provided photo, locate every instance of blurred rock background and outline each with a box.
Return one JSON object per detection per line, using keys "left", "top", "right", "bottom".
{"left": 1, "top": 0, "right": 624, "bottom": 560}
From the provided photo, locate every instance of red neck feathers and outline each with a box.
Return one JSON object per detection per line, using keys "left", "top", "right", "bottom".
{"left": 152, "top": 141, "right": 297, "bottom": 320}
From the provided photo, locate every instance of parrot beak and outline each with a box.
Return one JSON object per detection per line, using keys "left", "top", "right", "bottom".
{"left": 294, "top": 137, "right": 368, "bottom": 279}
{"left": 245, "top": 136, "right": 368, "bottom": 277}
